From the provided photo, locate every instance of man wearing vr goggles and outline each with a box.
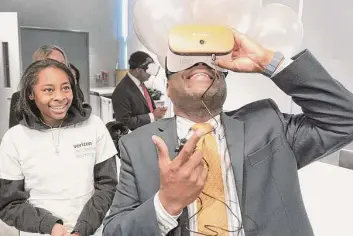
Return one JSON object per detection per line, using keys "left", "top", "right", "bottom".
{"left": 104, "top": 26, "right": 353, "bottom": 236}
{"left": 112, "top": 51, "right": 167, "bottom": 130}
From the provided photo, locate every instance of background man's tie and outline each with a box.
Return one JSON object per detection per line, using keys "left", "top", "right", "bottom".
{"left": 140, "top": 83, "right": 153, "bottom": 112}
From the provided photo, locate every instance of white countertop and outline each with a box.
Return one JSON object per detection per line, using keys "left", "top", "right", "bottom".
{"left": 90, "top": 86, "right": 115, "bottom": 96}
{"left": 299, "top": 161, "right": 353, "bottom": 235}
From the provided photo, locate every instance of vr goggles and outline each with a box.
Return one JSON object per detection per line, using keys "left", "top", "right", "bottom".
{"left": 165, "top": 25, "right": 234, "bottom": 78}
{"left": 138, "top": 61, "right": 160, "bottom": 76}
{"left": 146, "top": 62, "right": 160, "bottom": 76}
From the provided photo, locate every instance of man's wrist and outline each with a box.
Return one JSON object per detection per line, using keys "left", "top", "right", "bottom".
{"left": 259, "top": 49, "right": 275, "bottom": 71}
{"left": 149, "top": 112, "right": 155, "bottom": 122}
{"left": 158, "top": 191, "right": 183, "bottom": 216}
{"left": 154, "top": 192, "right": 180, "bottom": 234}
{"left": 262, "top": 51, "right": 284, "bottom": 77}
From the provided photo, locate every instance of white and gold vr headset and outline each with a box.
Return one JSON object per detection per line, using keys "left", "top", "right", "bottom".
{"left": 146, "top": 62, "right": 160, "bottom": 76}
{"left": 165, "top": 25, "right": 234, "bottom": 78}
{"left": 137, "top": 60, "right": 160, "bottom": 77}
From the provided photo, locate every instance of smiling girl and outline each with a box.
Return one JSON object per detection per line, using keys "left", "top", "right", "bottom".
{"left": 0, "top": 59, "right": 117, "bottom": 236}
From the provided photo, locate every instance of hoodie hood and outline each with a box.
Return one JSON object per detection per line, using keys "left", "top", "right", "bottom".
{"left": 19, "top": 103, "right": 92, "bottom": 130}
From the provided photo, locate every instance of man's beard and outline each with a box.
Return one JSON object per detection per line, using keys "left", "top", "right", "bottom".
{"left": 172, "top": 78, "right": 227, "bottom": 118}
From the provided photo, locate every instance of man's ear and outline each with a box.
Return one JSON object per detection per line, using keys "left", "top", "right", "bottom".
{"left": 166, "top": 82, "right": 170, "bottom": 97}
{"left": 136, "top": 68, "right": 142, "bottom": 76}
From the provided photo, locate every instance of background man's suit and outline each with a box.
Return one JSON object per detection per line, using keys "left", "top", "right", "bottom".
{"left": 103, "top": 50, "right": 353, "bottom": 236}
{"left": 112, "top": 74, "right": 155, "bottom": 130}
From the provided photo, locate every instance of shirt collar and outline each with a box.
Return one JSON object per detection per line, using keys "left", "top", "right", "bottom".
{"left": 176, "top": 115, "right": 222, "bottom": 141}
{"left": 128, "top": 72, "right": 142, "bottom": 87}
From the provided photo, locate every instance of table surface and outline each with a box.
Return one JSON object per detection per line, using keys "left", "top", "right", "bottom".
{"left": 299, "top": 161, "right": 353, "bottom": 235}
{"left": 90, "top": 86, "right": 115, "bottom": 96}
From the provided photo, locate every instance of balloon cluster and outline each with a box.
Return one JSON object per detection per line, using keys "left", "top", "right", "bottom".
{"left": 133, "top": 0, "right": 304, "bottom": 66}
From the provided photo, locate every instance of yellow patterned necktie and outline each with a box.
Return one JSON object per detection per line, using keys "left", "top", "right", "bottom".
{"left": 192, "top": 123, "right": 228, "bottom": 235}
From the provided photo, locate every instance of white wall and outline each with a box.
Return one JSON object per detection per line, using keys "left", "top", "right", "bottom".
{"left": 297, "top": 0, "right": 353, "bottom": 163}
{"left": 0, "top": 13, "right": 22, "bottom": 90}
{"left": 0, "top": 13, "right": 22, "bottom": 139}
{"left": 0, "top": 0, "right": 119, "bottom": 87}
{"left": 291, "top": 0, "right": 353, "bottom": 114}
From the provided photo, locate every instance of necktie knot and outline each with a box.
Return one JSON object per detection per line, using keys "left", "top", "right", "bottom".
{"left": 192, "top": 123, "right": 214, "bottom": 134}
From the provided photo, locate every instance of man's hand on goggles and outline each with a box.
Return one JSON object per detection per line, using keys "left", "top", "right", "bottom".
{"left": 215, "top": 29, "right": 276, "bottom": 74}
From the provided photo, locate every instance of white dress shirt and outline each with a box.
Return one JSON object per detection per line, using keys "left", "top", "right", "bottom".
{"left": 153, "top": 57, "right": 293, "bottom": 235}
{"left": 128, "top": 72, "right": 155, "bottom": 122}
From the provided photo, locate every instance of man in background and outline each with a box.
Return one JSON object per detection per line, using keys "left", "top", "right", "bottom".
{"left": 112, "top": 51, "right": 167, "bottom": 130}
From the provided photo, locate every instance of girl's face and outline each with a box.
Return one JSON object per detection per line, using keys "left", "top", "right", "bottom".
{"left": 30, "top": 67, "right": 73, "bottom": 127}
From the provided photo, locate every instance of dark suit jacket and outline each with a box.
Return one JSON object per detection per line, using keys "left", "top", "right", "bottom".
{"left": 103, "top": 50, "right": 353, "bottom": 236}
{"left": 9, "top": 91, "right": 20, "bottom": 128}
{"left": 112, "top": 74, "right": 155, "bottom": 131}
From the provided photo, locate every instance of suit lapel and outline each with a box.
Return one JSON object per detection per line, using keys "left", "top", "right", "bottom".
{"left": 157, "top": 116, "right": 179, "bottom": 160}
{"left": 157, "top": 118, "right": 190, "bottom": 235}
{"left": 221, "top": 112, "right": 245, "bottom": 207}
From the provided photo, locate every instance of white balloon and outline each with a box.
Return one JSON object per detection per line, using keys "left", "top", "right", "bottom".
{"left": 192, "top": 0, "right": 262, "bottom": 34}
{"left": 157, "top": 55, "right": 166, "bottom": 69}
{"left": 133, "top": 0, "right": 194, "bottom": 57}
{"left": 247, "top": 3, "right": 304, "bottom": 57}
